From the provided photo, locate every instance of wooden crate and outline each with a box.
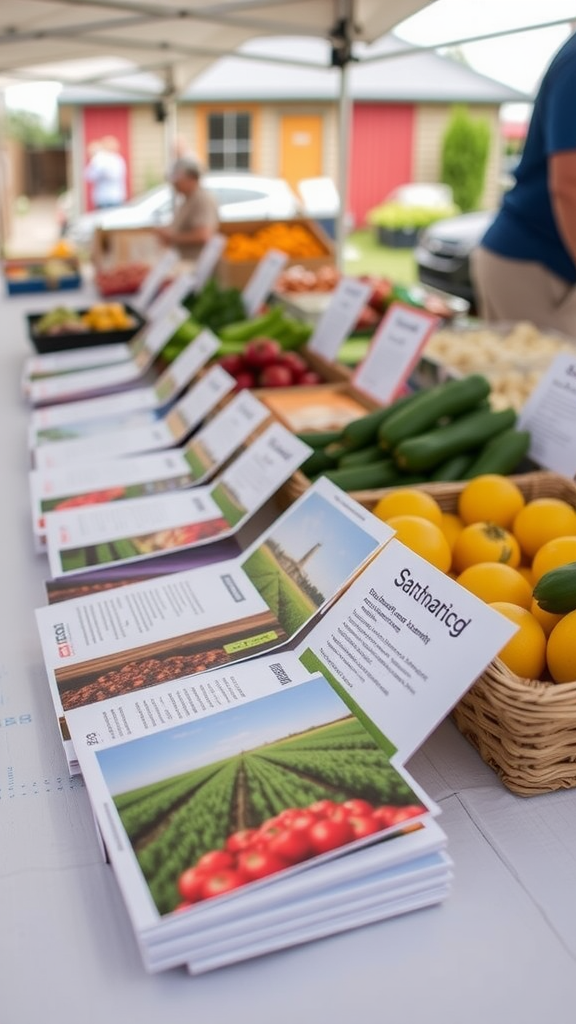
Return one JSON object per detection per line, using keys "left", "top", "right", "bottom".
{"left": 92, "top": 227, "right": 164, "bottom": 270}
{"left": 214, "top": 218, "right": 335, "bottom": 289}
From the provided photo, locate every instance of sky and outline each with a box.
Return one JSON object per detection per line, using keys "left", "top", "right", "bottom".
{"left": 3, "top": 0, "right": 576, "bottom": 123}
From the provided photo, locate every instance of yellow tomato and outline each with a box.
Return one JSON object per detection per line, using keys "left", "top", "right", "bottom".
{"left": 529, "top": 597, "right": 564, "bottom": 638}
{"left": 372, "top": 488, "right": 443, "bottom": 527}
{"left": 439, "top": 511, "right": 465, "bottom": 552}
{"left": 489, "top": 602, "right": 547, "bottom": 679}
{"left": 457, "top": 474, "right": 525, "bottom": 529}
{"left": 456, "top": 562, "right": 532, "bottom": 608}
{"left": 512, "top": 498, "right": 576, "bottom": 560}
{"left": 531, "top": 535, "right": 576, "bottom": 584}
{"left": 451, "top": 521, "right": 521, "bottom": 574}
{"left": 386, "top": 515, "right": 452, "bottom": 573}
{"left": 546, "top": 609, "right": 576, "bottom": 683}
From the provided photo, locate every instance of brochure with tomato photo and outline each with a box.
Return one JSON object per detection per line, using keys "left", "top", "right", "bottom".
{"left": 25, "top": 305, "right": 190, "bottom": 406}
{"left": 29, "top": 390, "right": 271, "bottom": 540}
{"left": 33, "top": 364, "right": 236, "bottom": 471}
{"left": 66, "top": 651, "right": 447, "bottom": 973}
{"left": 35, "top": 477, "right": 392, "bottom": 774}
{"left": 42, "top": 421, "right": 311, "bottom": 577}
{"left": 27, "top": 328, "right": 221, "bottom": 448}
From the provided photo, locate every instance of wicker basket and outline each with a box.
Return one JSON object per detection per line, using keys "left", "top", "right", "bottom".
{"left": 284, "top": 468, "right": 576, "bottom": 795}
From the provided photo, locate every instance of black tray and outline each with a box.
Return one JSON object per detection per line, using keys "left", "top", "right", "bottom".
{"left": 26, "top": 305, "right": 145, "bottom": 353}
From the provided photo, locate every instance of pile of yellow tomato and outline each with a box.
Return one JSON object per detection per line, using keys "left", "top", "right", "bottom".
{"left": 80, "top": 302, "right": 136, "bottom": 332}
{"left": 371, "top": 474, "right": 576, "bottom": 685}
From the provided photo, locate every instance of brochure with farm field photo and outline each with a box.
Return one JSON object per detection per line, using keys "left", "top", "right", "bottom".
{"left": 29, "top": 391, "right": 271, "bottom": 542}
{"left": 35, "top": 477, "right": 392, "bottom": 774}
{"left": 42, "top": 421, "right": 311, "bottom": 577}
{"left": 66, "top": 652, "right": 450, "bottom": 974}
{"left": 24, "top": 305, "right": 191, "bottom": 405}
{"left": 27, "top": 328, "right": 221, "bottom": 448}
{"left": 32, "top": 364, "right": 236, "bottom": 472}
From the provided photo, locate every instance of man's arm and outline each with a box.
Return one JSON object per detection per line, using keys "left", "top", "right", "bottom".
{"left": 549, "top": 150, "right": 576, "bottom": 264}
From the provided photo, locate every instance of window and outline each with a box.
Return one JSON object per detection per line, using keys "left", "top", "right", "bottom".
{"left": 207, "top": 112, "right": 252, "bottom": 170}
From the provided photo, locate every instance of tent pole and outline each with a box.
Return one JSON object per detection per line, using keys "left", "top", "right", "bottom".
{"left": 336, "top": 59, "right": 351, "bottom": 270}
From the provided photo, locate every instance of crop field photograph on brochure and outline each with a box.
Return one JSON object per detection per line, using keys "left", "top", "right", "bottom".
{"left": 40, "top": 476, "right": 193, "bottom": 519}
{"left": 59, "top": 515, "right": 231, "bottom": 571}
{"left": 99, "top": 676, "right": 424, "bottom": 915}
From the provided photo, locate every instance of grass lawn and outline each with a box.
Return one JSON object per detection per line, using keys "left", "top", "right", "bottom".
{"left": 343, "top": 228, "right": 418, "bottom": 283}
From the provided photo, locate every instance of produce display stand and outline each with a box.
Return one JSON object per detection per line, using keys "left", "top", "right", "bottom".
{"left": 3, "top": 255, "right": 82, "bottom": 294}
{"left": 4, "top": 285, "right": 576, "bottom": 1024}
{"left": 214, "top": 217, "right": 335, "bottom": 289}
{"left": 26, "top": 304, "right": 145, "bottom": 352}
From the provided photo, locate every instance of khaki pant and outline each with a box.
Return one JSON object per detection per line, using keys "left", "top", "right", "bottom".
{"left": 470, "top": 246, "right": 576, "bottom": 338}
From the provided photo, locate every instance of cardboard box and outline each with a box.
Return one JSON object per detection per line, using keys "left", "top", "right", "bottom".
{"left": 92, "top": 227, "right": 164, "bottom": 271}
{"left": 214, "top": 218, "right": 335, "bottom": 290}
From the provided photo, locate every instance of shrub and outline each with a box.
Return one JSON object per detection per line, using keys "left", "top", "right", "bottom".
{"left": 440, "top": 105, "right": 491, "bottom": 212}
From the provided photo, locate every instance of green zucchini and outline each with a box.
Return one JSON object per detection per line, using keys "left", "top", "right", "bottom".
{"left": 394, "top": 407, "right": 517, "bottom": 472}
{"left": 338, "top": 444, "right": 388, "bottom": 468}
{"left": 378, "top": 374, "right": 492, "bottom": 451}
{"left": 300, "top": 447, "right": 342, "bottom": 478}
{"left": 533, "top": 561, "right": 576, "bottom": 614}
{"left": 462, "top": 428, "right": 531, "bottom": 479}
{"left": 430, "top": 451, "right": 476, "bottom": 482}
{"left": 340, "top": 392, "right": 421, "bottom": 452}
{"left": 295, "top": 428, "right": 344, "bottom": 449}
{"left": 323, "top": 460, "right": 406, "bottom": 491}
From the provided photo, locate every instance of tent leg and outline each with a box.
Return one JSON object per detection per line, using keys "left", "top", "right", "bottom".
{"left": 336, "top": 60, "right": 352, "bottom": 271}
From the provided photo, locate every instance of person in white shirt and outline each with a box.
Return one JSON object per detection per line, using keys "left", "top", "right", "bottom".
{"left": 84, "top": 136, "right": 127, "bottom": 210}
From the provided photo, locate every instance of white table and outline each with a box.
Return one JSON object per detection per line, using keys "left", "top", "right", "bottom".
{"left": 2, "top": 284, "right": 576, "bottom": 1024}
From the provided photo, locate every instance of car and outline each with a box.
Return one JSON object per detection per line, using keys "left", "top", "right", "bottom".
{"left": 63, "top": 172, "right": 303, "bottom": 249}
{"left": 385, "top": 182, "right": 455, "bottom": 209}
{"left": 415, "top": 209, "right": 495, "bottom": 310}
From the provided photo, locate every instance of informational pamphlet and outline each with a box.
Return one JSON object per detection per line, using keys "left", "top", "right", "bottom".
{"left": 33, "top": 364, "right": 236, "bottom": 470}
{"left": 30, "top": 390, "right": 271, "bottom": 539}
{"left": 130, "top": 250, "right": 181, "bottom": 313}
{"left": 241, "top": 249, "right": 288, "bottom": 318}
{"left": 306, "top": 277, "right": 372, "bottom": 361}
{"left": 26, "top": 305, "right": 190, "bottom": 406}
{"left": 517, "top": 352, "right": 576, "bottom": 477}
{"left": 43, "top": 420, "right": 310, "bottom": 577}
{"left": 352, "top": 302, "right": 440, "bottom": 406}
{"left": 28, "top": 329, "right": 221, "bottom": 447}
{"left": 60, "top": 530, "right": 516, "bottom": 973}
{"left": 35, "top": 477, "right": 392, "bottom": 773}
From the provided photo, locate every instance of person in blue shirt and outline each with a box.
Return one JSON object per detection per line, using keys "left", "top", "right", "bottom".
{"left": 471, "top": 31, "right": 576, "bottom": 333}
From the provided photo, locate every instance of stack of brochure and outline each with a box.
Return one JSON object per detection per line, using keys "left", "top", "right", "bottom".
{"left": 24, "top": 269, "right": 516, "bottom": 974}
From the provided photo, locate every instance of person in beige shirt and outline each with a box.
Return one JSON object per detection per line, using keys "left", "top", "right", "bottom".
{"left": 152, "top": 157, "right": 220, "bottom": 260}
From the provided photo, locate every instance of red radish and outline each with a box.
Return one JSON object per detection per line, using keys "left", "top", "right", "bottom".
{"left": 258, "top": 364, "right": 294, "bottom": 388}
{"left": 278, "top": 351, "right": 308, "bottom": 378}
{"left": 218, "top": 353, "right": 245, "bottom": 376}
{"left": 233, "top": 371, "right": 257, "bottom": 391}
{"left": 243, "top": 337, "right": 282, "bottom": 367}
{"left": 298, "top": 370, "right": 323, "bottom": 385}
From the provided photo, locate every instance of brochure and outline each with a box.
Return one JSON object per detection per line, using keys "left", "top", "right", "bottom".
{"left": 517, "top": 351, "right": 576, "bottom": 478}
{"left": 35, "top": 477, "right": 392, "bottom": 773}
{"left": 26, "top": 305, "right": 190, "bottom": 406}
{"left": 32, "top": 364, "right": 236, "bottom": 471}
{"left": 43, "top": 421, "right": 311, "bottom": 577}
{"left": 62, "top": 531, "right": 515, "bottom": 973}
{"left": 305, "top": 277, "right": 372, "bottom": 361}
{"left": 28, "top": 328, "right": 221, "bottom": 447}
{"left": 30, "top": 390, "right": 271, "bottom": 540}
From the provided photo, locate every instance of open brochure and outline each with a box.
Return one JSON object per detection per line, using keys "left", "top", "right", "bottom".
{"left": 27, "top": 328, "right": 221, "bottom": 448}
{"left": 35, "top": 477, "right": 392, "bottom": 773}
{"left": 42, "top": 421, "right": 311, "bottom": 577}
{"left": 25, "top": 305, "right": 191, "bottom": 406}
{"left": 30, "top": 390, "right": 271, "bottom": 541}
{"left": 33, "top": 364, "right": 236, "bottom": 471}
{"left": 63, "top": 529, "right": 515, "bottom": 973}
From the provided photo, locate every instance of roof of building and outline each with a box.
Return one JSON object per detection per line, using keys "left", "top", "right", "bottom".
{"left": 58, "top": 33, "right": 529, "bottom": 106}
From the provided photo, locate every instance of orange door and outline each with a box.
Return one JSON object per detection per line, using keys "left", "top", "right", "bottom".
{"left": 279, "top": 115, "right": 323, "bottom": 192}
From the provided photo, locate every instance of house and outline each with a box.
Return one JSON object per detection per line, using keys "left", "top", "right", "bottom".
{"left": 57, "top": 34, "right": 528, "bottom": 226}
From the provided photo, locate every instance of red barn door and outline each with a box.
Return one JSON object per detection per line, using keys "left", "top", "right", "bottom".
{"left": 349, "top": 104, "right": 414, "bottom": 227}
{"left": 83, "top": 107, "right": 131, "bottom": 211}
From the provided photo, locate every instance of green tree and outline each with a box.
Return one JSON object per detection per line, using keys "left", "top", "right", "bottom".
{"left": 440, "top": 105, "right": 491, "bottom": 212}
{"left": 5, "top": 109, "right": 66, "bottom": 147}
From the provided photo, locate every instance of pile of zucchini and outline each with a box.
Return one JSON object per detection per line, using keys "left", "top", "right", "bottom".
{"left": 297, "top": 374, "right": 531, "bottom": 491}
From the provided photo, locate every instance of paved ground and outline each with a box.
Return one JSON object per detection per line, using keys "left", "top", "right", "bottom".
{"left": 4, "top": 196, "right": 62, "bottom": 255}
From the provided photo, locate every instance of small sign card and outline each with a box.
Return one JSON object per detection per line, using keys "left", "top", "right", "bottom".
{"left": 352, "top": 302, "right": 440, "bottom": 406}
{"left": 131, "top": 250, "right": 180, "bottom": 313}
{"left": 143, "top": 270, "right": 196, "bottom": 323}
{"left": 242, "top": 249, "right": 288, "bottom": 318}
{"left": 33, "top": 365, "right": 236, "bottom": 471}
{"left": 517, "top": 352, "right": 576, "bottom": 478}
{"left": 191, "top": 233, "right": 227, "bottom": 293}
{"left": 306, "top": 277, "right": 372, "bottom": 361}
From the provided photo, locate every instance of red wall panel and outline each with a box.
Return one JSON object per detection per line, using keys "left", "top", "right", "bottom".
{"left": 349, "top": 104, "right": 415, "bottom": 227}
{"left": 83, "top": 107, "right": 131, "bottom": 210}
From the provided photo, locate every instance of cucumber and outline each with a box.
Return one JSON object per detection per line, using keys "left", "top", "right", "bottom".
{"left": 394, "top": 407, "right": 517, "bottom": 472}
{"left": 462, "top": 428, "right": 531, "bottom": 479}
{"left": 430, "top": 451, "right": 476, "bottom": 482}
{"left": 533, "top": 561, "right": 576, "bottom": 614}
{"left": 340, "top": 392, "right": 420, "bottom": 452}
{"left": 378, "top": 374, "right": 492, "bottom": 451}
{"left": 300, "top": 447, "right": 342, "bottom": 478}
{"left": 295, "top": 428, "right": 344, "bottom": 449}
{"left": 338, "top": 444, "right": 388, "bottom": 468}
{"left": 323, "top": 460, "right": 406, "bottom": 491}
